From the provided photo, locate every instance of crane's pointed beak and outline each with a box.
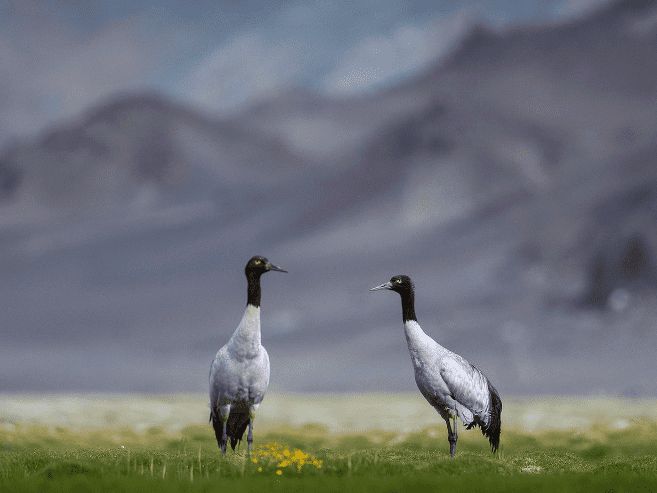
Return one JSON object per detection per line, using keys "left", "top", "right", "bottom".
{"left": 267, "top": 263, "right": 287, "bottom": 273}
{"left": 370, "top": 281, "right": 392, "bottom": 291}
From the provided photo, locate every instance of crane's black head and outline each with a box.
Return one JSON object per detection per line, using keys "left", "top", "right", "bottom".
{"left": 370, "top": 275, "right": 416, "bottom": 322}
{"left": 370, "top": 275, "right": 414, "bottom": 295}
{"left": 244, "top": 255, "right": 286, "bottom": 307}
{"left": 245, "top": 255, "right": 287, "bottom": 277}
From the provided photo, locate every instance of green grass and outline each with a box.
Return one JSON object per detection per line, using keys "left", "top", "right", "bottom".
{"left": 2, "top": 417, "right": 657, "bottom": 492}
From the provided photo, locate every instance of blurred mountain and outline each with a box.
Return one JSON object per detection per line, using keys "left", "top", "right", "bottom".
{"left": 0, "top": 93, "right": 309, "bottom": 225}
{"left": 1, "top": 0, "right": 657, "bottom": 395}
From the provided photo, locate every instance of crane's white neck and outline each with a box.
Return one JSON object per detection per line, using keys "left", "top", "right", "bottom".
{"left": 403, "top": 320, "right": 446, "bottom": 364}
{"left": 229, "top": 304, "right": 261, "bottom": 357}
{"left": 404, "top": 320, "right": 428, "bottom": 347}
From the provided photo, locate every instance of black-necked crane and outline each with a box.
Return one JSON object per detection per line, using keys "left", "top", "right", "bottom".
{"left": 370, "top": 275, "right": 502, "bottom": 457}
{"left": 209, "top": 255, "right": 287, "bottom": 454}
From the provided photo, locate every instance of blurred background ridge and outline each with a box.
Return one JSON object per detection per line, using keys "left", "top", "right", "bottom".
{"left": 1, "top": 0, "right": 656, "bottom": 395}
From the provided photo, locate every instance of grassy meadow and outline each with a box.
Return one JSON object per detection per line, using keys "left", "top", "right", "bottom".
{"left": 1, "top": 394, "right": 657, "bottom": 492}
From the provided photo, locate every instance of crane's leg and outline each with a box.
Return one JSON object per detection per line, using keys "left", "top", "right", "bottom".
{"left": 452, "top": 416, "right": 458, "bottom": 457}
{"left": 446, "top": 417, "right": 457, "bottom": 458}
{"left": 247, "top": 406, "right": 256, "bottom": 456}
{"left": 219, "top": 404, "right": 230, "bottom": 455}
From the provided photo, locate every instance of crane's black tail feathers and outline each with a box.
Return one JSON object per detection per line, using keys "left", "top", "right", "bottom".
{"left": 210, "top": 409, "right": 250, "bottom": 451}
{"left": 465, "top": 381, "right": 502, "bottom": 452}
{"left": 210, "top": 411, "right": 222, "bottom": 450}
{"left": 227, "top": 411, "right": 250, "bottom": 450}
{"left": 483, "top": 381, "right": 502, "bottom": 453}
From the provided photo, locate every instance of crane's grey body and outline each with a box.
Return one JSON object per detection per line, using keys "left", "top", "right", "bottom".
{"left": 405, "top": 319, "right": 494, "bottom": 431}
{"left": 209, "top": 304, "right": 270, "bottom": 429}
{"left": 209, "top": 256, "right": 285, "bottom": 454}
{"left": 371, "top": 275, "right": 501, "bottom": 457}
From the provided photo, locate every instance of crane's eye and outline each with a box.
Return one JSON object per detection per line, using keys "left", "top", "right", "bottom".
{"left": 395, "top": 278, "right": 402, "bottom": 284}
{"left": 254, "top": 259, "right": 262, "bottom": 265}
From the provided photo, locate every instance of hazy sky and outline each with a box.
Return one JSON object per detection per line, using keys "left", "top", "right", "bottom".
{"left": 0, "top": 0, "right": 605, "bottom": 146}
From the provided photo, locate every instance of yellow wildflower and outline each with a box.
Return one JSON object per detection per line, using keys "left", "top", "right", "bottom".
{"left": 250, "top": 442, "right": 322, "bottom": 474}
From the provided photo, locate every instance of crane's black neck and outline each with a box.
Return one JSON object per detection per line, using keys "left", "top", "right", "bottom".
{"left": 246, "top": 271, "right": 262, "bottom": 307}
{"left": 400, "top": 289, "right": 417, "bottom": 323}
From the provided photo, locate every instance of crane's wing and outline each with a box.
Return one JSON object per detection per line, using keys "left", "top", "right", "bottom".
{"left": 439, "top": 354, "right": 491, "bottom": 423}
{"left": 209, "top": 346, "right": 232, "bottom": 415}
{"left": 440, "top": 354, "right": 502, "bottom": 452}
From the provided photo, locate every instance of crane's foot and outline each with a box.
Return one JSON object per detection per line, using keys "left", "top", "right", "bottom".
{"left": 448, "top": 436, "right": 457, "bottom": 458}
